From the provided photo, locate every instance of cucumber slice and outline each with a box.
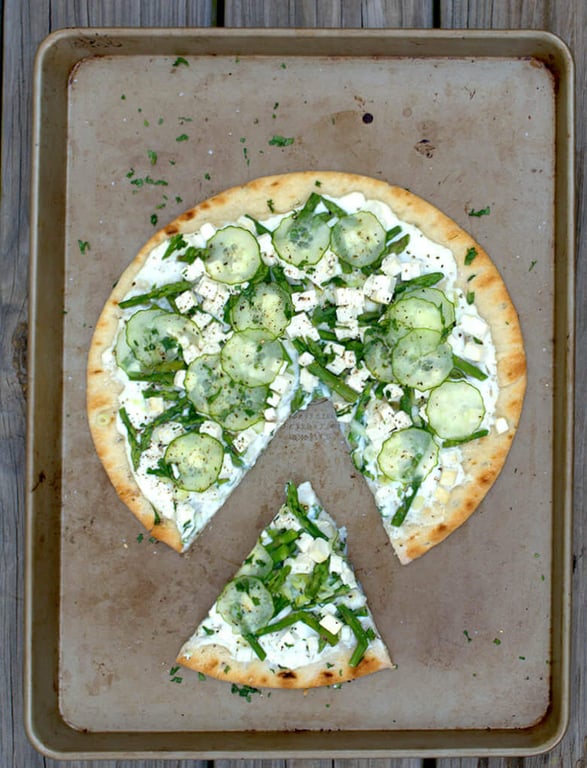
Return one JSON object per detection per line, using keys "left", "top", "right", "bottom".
{"left": 331, "top": 211, "right": 386, "bottom": 268}
{"left": 164, "top": 431, "right": 224, "bottom": 492}
{"left": 115, "top": 326, "right": 142, "bottom": 375}
{"left": 392, "top": 329, "right": 453, "bottom": 390}
{"left": 405, "top": 286, "right": 456, "bottom": 327}
{"left": 364, "top": 337, "right": 395, "bottom": 382}
{"left": 426, "top": 381, "right": 485, "bottom": 440}
{"left": 220, "top": 329, "right": 284, "bottom": 387}
{"left": 272, "top": 213, "right": 331, "bottom": 266}
{"left": 205, "top": 226, "right": 262, "bottom": 284}
{"left": 217, "top": 576, "right": 274, "bottom": 633}
{"left": 125, "top": 308, "right": 171, "bottom": 367}
{"left": 239, "top": 542, "right": 273, "bottom": 578}
{"left": 229, "top": 282, "right": 292, "bottom": 338}
{"left": 184, "top": 353, "right": 268, "bottom": 430}
{"left": 387, "top": 296, "right": 444, "bottom": 332}
{"left": 377, "top": 427, "right": 439, "bottom": 483}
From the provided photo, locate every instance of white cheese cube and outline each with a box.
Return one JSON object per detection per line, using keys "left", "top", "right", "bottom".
{"left": 381, "top": 255, "right": 402, "bottom": 277}
{"left": 335, "top": 322, "right": 360, "bottom": 340}
{"left": 296, "top": 532, "right": 315, "bottom": 554}
{"left": 400, "top": 261, "right": 422, "bottom": 280}
{"left": 292, "top": 290, "right": 319, "bottom": 312}
{"left": 297, "top": 351, "right": 315, "bottom": 367}
{"left": 392, "top": 410, "right": 413, "bottom": 430}
{"left": 200, "top": 420, "right": 223, "bottom": 440}
{"left": 173, "top": 369, "right": 187, "bottom": 389}
{"left": 307, "top": 538, "right": 330, "bottom": 563}
{"left": 336, "top": 305, "right": 361, "bottom": 325}
{"left": 267, "top": 391, "right": 282, "bottom": 407}
{"left": 191, "top": 309, "right": 213, "bottom": 329}
{"left": 495, "top": 417, "right": 509, "bottom": 434}
{"left": 345, "top": 365, "right": 371, "bottom": 393}
{"left": 383, "top": 383, "right": 403, "bottom": 401}
{"left": 147, "top": 397, "right": 165, "bottom": 416}
{"left": 442, "top": 449, "right": 462, "bottom": 467}
{"left": 363, "top": 273, "right": 396, "bottom": 304}
{"left": 218, "top": 453, "right": 235, "bottom": 479}
{"left": 289, "top": 553, "right": 315, "bottom": 574}
{"left": 182, "top": 344, "right": 201, "bottom": 365}
{"left": 439, "top": 468, "right": 458, "bottom": 488}
{"left": 459, "top": 313, "right": 489, "bottom": 339}
{"left": 335, "top": 287, "right": 365, "bottom": 311}
{"left": 434, "top": 485, "right": 450, "bottom": 504}
{"left": 372, "top": 400, "right": 396, "bottom": 425}
{"left": 326, "top": 354, "right": 348, "bottom": 376}
{"left": 203, "top": 321, "right": 228, "bottom": 345}
{"left": 341, "top": 349, "right": 357, "bottom": 368}
{"left": 182, "top": 258, "right": 206, "bottom": 282}
{"left": 307, "top": 251, "right": 340, "bottom": 285}
{"left": 286, "top": 312, "right": 320, "bottom": 340}
{"left": 264, "top": 407, "right": 278, "bottom": 422}
{"left": 200, "top": 222, "right": 216, "bottom": 240}
{"left": 283, "top": 263, "right": 305, "bottom": 282}
{"left": 174, "top": 290, "right": 197, "bottom": 314}
{"left": 319, "top": 613, "right": 343, "bottom": 635}
{"left": 270, "top": 372, "right": 294, "bottom": 395}
{"left": 462, "top": 341, "right": 484, "bottom": 362}
{"left": 299, "top": 367, "right": 318, "bottom": 392}
{"left": 195, "top": 275, "right": 218, "bottom": 301}
{"left": 202, "top": 294, "right": 226, "bottom": 319}
{"left": 232, "top": 429, "right": 257, "bottom": 454}
{"left": 324, "top": 341, "right": 346, "bottom": 357}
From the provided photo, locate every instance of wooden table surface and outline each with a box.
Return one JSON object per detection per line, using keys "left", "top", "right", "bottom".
{"left": 1, "top": 1, "right": 584, "bottom": 766}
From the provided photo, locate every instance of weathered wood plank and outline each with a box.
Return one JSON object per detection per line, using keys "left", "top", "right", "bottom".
{"left": 435, "top": 5, "right": 586, "bottom": 768}
{"left": 49, "top": 0, "right": 215, "bottom": 27}
{"left": 224, "top": 0, "right": 434, "bottom": 28}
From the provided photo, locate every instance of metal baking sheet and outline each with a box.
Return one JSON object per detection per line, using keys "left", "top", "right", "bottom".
{"left": 26, "top": 28, "right": 574, "bottom": 759}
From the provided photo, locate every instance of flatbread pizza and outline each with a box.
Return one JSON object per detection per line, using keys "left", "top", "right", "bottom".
{"left": 177, "top": 480, "right": 393, "bottom": 688}
{"left": 87, "top": 171, "right": 526, "bottom": 563}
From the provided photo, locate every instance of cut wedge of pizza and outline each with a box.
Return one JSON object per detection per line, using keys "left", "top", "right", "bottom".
{"left": 87, "top": 171, "right": 526, "bottom": 562}
{"left": 177, "top": 481, "right": 393, "bottom": 688}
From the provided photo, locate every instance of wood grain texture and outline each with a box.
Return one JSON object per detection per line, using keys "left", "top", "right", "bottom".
{"left": 1, "top": 0, "right": 584, "bottom": 767}
{"left": 224, "top": 0, "right": 434, "bottom": 27}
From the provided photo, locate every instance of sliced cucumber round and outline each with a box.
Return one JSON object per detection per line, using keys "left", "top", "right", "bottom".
{"left": 272, "top": 213, "right": 331, "bottom": 266}
{"left": 125, "top": 308, "right": 171, "bottom": 367}
{"left": 115, "top": 326, "right": 142, "bottom": 375}
{"left": 229, "top": 282, "right": 292, "bottom": 338}
{"left": 377, "top": 427, "right": 439, "bottom": 483}
{"left": 164, "top": 431, "right": 224, "bottom": 492}
{"left": 427, "top": 380, "right": 485, "bottom": 440}
{"left": 405, "top": 287, "right": 455, "bottom": 328}
{"left": 331, "top": 211, "right": 386, "bottom": 268}
{"left": 387, "top": 296, "right": 444, "bottom": 333}
{"left": 364, "top": 336, "right": 395, "bottom": 382}
{"left": 239, "top": 542, "right": 273, "bottom": 578}
{"left": 217, "top": 576, "right": 274, "bottom": 633}
{"left": 220, "top": 329, "right": 284, "bottom": 387}
{"left": 184, "top": 353, "right": 268, "bottom": 430}
{"left": 392, "top": 329, "right": 453, "bottom": 390}
{"left": 205, "top": 226, "right": 261, "bottom": 284}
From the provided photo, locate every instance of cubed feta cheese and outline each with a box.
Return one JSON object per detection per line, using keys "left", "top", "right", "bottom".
{"left": 334, "top": 321, "right": 360, "bottom": 340}
{"left": 462, "top": 341, "right": 484, "bottom": 362}
{"left": 345, "top": 365, "right": 371, "bottom": 393}
{"left": 232, "top": 429, "right": 257, "bottom": 454}
{"left": 173, "top": 369, "right": 186, "bottom": 389}
{"left": 307, "top": 538, "right": 330, "bottom": 563}
{"left": 297, "top": 351, "right": 315, "bottom": 367}
{"left": 434, "top": 485, "right": 450, "bottom": 504}
{"left": 307, "top": 251, "right": 340, "bottom": 285}
{"left": 200, "top": 222, "right": 216, "bottom": 240}
{"left": 270, "top": 373, "right": 294, "bottom": 395}
{"left": 439, "top": 468, "right": 458, "bottom": 488}
{"left": 392, "top": 410, "right": 413, "bottom": 430}
{"left": 174, "top": 290, "right": 197, "bottom": 314}
{"left": 336, "top": 305, "right": 361, "bottom": 325}
{"left": 286, "top": 312, "right": 320, "bottom": 340}
{"left": 182, "top": 258, "right": 206, "bottom": 282}
{"left": 195, "top": 275, "right": 218, "bottom": 301}
{"left": 459, "top": 313, "right": 489, "bottom": 339}
{"left": 289, "top": 554, "right": 315, "bottom": 574}
{"left": 324, "top": 341, "right": 346, "bottom": 357}
{"left": 292, "top": 290, "right": 319, "bottom": 312}
{"left": 200, "top": 420, "right": 223, "bottom": 440}
{"left": 335, "top": 286, "right": 364, "bottom": 309}
{"left": 182, "top": 344, "right": 201, "bottom": 365}
{"left": 299, "top": 367, "right": 318, "bottom": 392}
{"left": 319, "top": 613, "right": 343, "bottom": 635}
{"left": 147, "top": 397, "right": 165, "bottom": 416}
{"left": 495, "top": 417, "right": 509, "bottom": 434}
{"left": 267, "top": 391, "right": 282, "bottom": 407}
{"left": 381, "top": 255, "right": 402, "bottom": 277}
{"left": 363, "top": 273, "right": 396, "bottom": 304}
{"left": 326, "top": 354, "right": 349, "bottom": 376}
{"left": 283, "top": 263, "right": 305, "bottom": 282}
{"left": 383, "top": 382, "right": 403, "bottom": 401}
{"left": 264, "top": 407, "right": 278, "bottom": 422}
{"left": 296, "top": 532, "right": 314, "bottom": 553}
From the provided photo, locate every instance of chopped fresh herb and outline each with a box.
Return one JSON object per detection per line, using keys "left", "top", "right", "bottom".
{"left": 204, "top": 173, "right": 211, "bottom": 180}
{"left": 198, "top": 672, "right": 206, "bottom": 681}
{"left": 176, "top": 134, "right": 189, "bottom": 142}
{"left": 173, "top": 56, "right": 189, "bottom": 67}
{"left": 150, "top": 214, "right": 158, "bottom": 226}
{"left": 269, "top": 135, "right": 295, "bottom": 147}
{"left": 466, "top": 291, "right": 475, "bottom": 305}
{"left": 78, "top": 239, "right": 90, "bottom": 254}
{"left": 315, "top": 180, "right": 322, "bottom": 187}
{"left": 519, "top": 656, "right": 526, "bottom": 660}
{"left": 464, "top": 247, "right": 478, "bottom": 265}
{"left": 463, "top": 629, "right": 473, "bottom": 643}
{"left": 468, "top": 206, "right": 491, "bottom": 217}
{"left": 136, "top": 533, "right": 144, "bottom": 543}
{"left": 267, "top": 199, "right": 275, "bottom": 212}
{"left": 280, "top": 62, "right": 287, "bottom": 69}
{"left": 467, "top": 273, "right": 476, "bottom": 282}
{"left": 158, "top": 117, "right": 164, "bottom": 125}
{"left": 169, "top": 665, "right": 180, "bottom": 675}
{"left": 529, "top": 260, "right": 537, "bottom": 271}
{"left": 202, "top": 625, "right": 215, "bottom": 636}
{"left": 147, "top": 149, "right": 157, "bottom": 165}
{"left": 162, "top": 233, "right": 188, "bottom": 260}
{"left": 126, "top": 168, "right": 135, "bottom": 178}
{"left": 493, "top": 637, "right": 502, "bottom": 646}
{"left": 231, "top": 683, "right": 262, "bottom": 702}
{"left": 121, "top": 94, "right": 126, "bottom": 100}
{"left": 223, "top": 664, "right": 231, "bottom": 674}
{"left": 175, "top": 195, "right": 183, "bottom": 203}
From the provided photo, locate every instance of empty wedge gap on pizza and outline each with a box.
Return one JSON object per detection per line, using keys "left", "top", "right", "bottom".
{"left": 176, "top": 480, "right": 394, "bottom": 688}
{"left": 87, "top": 171, "right": 526, "bottom": 563}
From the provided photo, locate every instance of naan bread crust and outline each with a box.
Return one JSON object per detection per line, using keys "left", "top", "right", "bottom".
{"left": 87, "top": 172, "right": 526, "bottom": 558}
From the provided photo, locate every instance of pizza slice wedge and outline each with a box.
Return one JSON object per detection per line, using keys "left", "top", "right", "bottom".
{"left": 177, "top": 480, "right": 393, "bottom": 689}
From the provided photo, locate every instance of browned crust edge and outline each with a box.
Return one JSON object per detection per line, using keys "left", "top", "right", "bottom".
{"left": 87, "top": 171, "right": 526, "bottom": 559}
{"left": 177, "top": 640, "right": 393, "bottom": 689}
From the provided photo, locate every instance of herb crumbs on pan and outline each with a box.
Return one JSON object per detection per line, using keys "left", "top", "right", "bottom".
{"left": 463, "top": 629, "right": 473, "bottom": 643}
{"left": 150, "top": 214, "right": 158, "bottom": 226}
{"left": 147, "top": 149, "right": 157, "bottom": 165}
{"left": 77, "top": 239, "right": 90, "bottom": 254}
{"left": 529, "top": 260, "right": 537, "bottom": 271}
{"left": 169, "top": 666, "right": 183, "bottom": 683}
{"left": 198, "top": 672, "right": 206, "bottom": 681}
{"left": 269, "top": 135, "right": 294, "bottom": 147}
{"left": 176, "top": 134, "right": 189, "bottom": 142}
{"left": 231, "top": 683, "right": 262, "bottom": 701}
{"left": 173, "top": 57, "right": 189, "bottom": 67}
{"left": 468, "top": 206, "right": 491, "bottom": 217}
{"left": 493, "top": 638, "right": 502, "bottom": 646}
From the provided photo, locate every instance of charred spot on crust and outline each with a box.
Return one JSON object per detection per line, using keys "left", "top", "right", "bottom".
{"left": 180, "top": 210, "right": 196, "bottom": 221}
{"left": 165, "top": 224, "right": 179, "bottom": 236}
{"left": 277, "top": 669, "right": 297, "bottom": 680}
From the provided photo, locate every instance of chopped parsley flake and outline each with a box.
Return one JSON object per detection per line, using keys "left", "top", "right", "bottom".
{"left": 269, "top": 135, "right": 294, "bottom": 147}
{"left": 77, "top": 239, "right": 90, "bottom": 254}
{"left": 466, "top": 291, "right": 475, "bottom": 305}
{"left": 463, "top": 629, "right": 473, "bottom": 643}
{"left": 468, "top": 206, "right": 491, "bottom": 217}
{"left": 173, "top": 57, "right": 189, "bottom": 67}
{"left": 150, "top": 214, "right": 158, "bottom": 226}
{"left": 231, "top": 683, "right": 262, "bottom": 702}
{"left": 147, "top": 149, "right": 157, "bottom": 165}
{"left": 204, "top": 173, "right": 211, "bottom": 180}
{"left": 493, "top": 637, "right": 502, "bottom": 646}
{"left": 529, "top": 260, "right": 537, "bottom": 271}
{"left": 198, "top": 672, "right": 206, "bottom": 681}
{"left": 176, "top": 134, "right": 189, "bottom": 142}
{"left": 464, "top": 247, "right": 478, "bottom": 265}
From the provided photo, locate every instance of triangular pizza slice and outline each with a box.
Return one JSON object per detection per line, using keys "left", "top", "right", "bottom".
{"left": 177, "top": 481, "right": 393, "bottom": 689}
